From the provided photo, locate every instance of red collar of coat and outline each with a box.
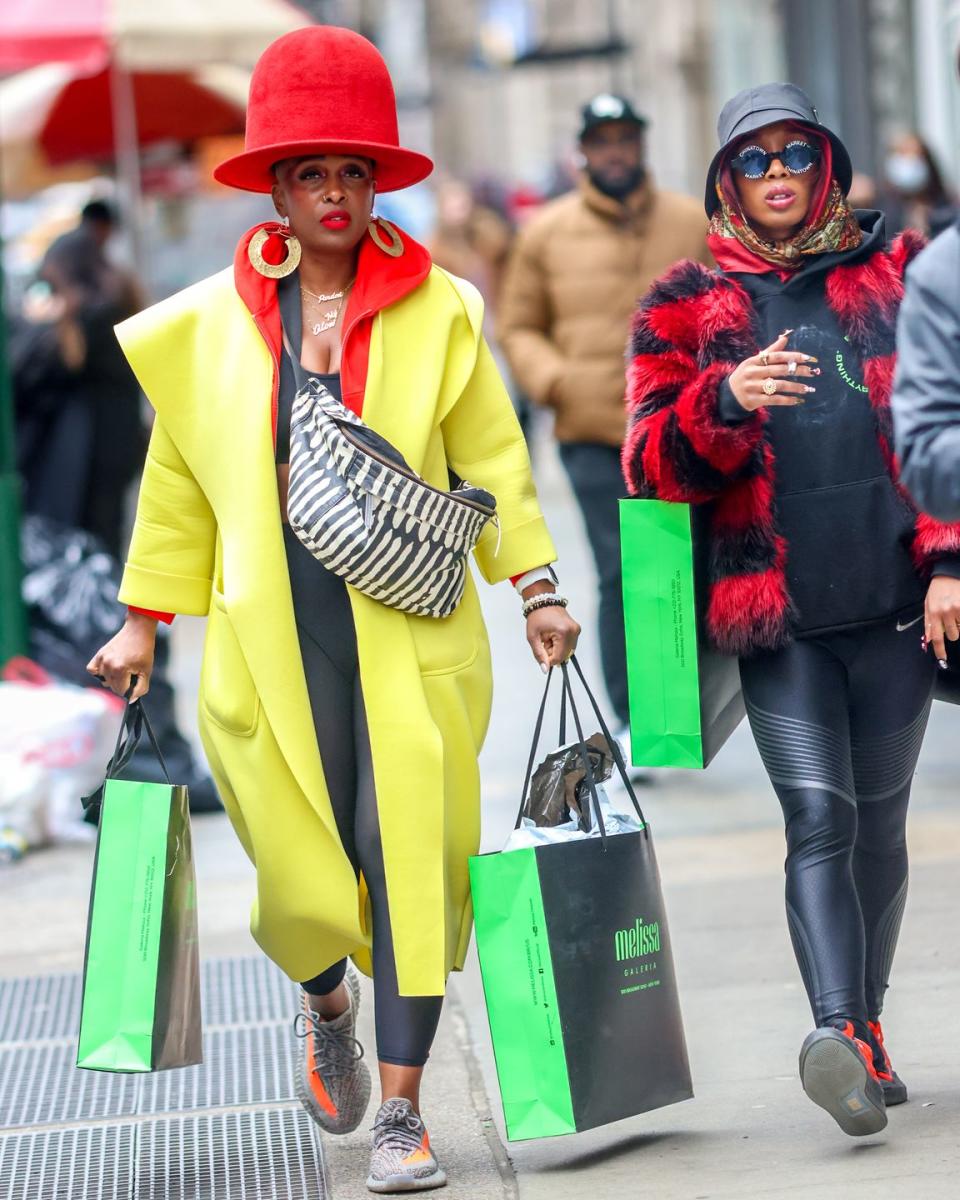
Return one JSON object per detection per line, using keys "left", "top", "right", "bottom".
{"left": 233, "top": 221, "right": 432, "bottom": 427}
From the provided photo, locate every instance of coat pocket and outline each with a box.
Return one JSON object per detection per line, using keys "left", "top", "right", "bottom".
{"left": 201, "top": 591, "right": 260, "bottom": 737}
{"left": 410, "top": 578, "right": 483, "bottom": 675}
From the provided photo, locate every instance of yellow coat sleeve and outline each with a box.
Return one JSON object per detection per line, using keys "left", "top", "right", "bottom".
{"left": 441, "top": 330, "right": 557, "bottom": 584}
{"left": 118, "top": 416, "right": 216, "bottom": 615}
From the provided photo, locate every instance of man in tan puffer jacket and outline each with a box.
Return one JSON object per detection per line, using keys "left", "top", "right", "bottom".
{"left": 498, "top": 94, "right": 710, "bottom": 738}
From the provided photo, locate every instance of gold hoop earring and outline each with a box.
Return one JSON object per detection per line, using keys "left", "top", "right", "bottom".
{"left": 247, "top": 227, "right": 302, "bottom": 278}
{"left": 367, "top": 217, "right": 404, "bottom": 258}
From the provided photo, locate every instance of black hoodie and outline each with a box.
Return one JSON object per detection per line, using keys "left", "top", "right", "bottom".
{"left": 719, "top": 212, "right": 927, "bottom": 637}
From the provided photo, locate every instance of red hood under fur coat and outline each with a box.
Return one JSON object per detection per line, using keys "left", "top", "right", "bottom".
{"left": 622, "top": 232, "right": 960, "bottom": 656}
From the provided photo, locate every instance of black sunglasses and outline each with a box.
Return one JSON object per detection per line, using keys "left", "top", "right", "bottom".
{"left": 729, "top": 139, "right": 821, "bottom": 180}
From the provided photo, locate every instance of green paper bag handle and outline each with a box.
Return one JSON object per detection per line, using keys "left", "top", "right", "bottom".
{"left": 515, "top": 656, "right": 647, "bottom": 842}
{"left": 82, "top": 697, "right": 170, "bottom": 818}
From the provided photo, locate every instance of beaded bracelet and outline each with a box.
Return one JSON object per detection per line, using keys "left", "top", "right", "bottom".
{"left": 522, "top": 592, "right": 569, "bottom": 619}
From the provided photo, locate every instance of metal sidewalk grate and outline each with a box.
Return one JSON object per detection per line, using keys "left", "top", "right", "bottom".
{"left": 0, "top": 1025, "right": 296, "bottom": 1130}
{"left": 0, "top": 1123, "right": 135, "bottom": 1200}
{"left": 0, "top": 957, "right": 327, "bottom": 1198}
{"left": 0, "top": 957, "right": 300, "bottom": 1047}
{"left": 139, "top": 1024, "right": 295, "bottom": 1115}
{"left": 0, "top": 973, "right": 80, "bottom": 1045}
{"left": 199, "top": 957, "right": 300, "bottom": 1029}
{"left": 0, "top": 1112, "right": 327, "bottom": 1200}
{"left": 137, "top": 1110, "right": 327, "bottom": 1200}
{"left": 0, "top": 1042, "right": 139, "bottom": 1129}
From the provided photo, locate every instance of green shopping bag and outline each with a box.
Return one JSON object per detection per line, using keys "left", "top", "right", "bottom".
{"left": 621, "top": 498, "right": 744, "bottom": 768}
{"left": 77, "top": 701, "right": 202, "bottom": 1073}
{"left": 470, "top": 660, "right": 692, "bottom": 1141}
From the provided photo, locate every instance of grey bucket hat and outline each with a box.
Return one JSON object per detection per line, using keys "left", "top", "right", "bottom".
{"left": 704, "top": 82, "right": 853, "bottom": 216}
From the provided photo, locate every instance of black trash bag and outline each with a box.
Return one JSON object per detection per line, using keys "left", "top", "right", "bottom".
{"left": 21, "top": 514, "right": 127, "bottom": 678}
{"left": 20, "top": 515, "right": 221, "bottom": 814}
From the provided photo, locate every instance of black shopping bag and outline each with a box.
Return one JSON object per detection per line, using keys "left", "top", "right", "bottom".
{"left": 470, "top": 659, "right": 693, "bottom": 1140}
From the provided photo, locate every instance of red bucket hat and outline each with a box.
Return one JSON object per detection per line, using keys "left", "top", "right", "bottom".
{"left": 214, "top": 25, "right": 434, "bottom": 194}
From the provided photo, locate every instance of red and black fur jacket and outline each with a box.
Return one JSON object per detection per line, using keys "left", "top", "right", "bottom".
{"left": 622, "top": 232, "right": 960, "bottom": 656}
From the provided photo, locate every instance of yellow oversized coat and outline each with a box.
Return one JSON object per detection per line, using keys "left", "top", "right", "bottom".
{"left": 116, "top": 229, "right": 556, "bottom": 995}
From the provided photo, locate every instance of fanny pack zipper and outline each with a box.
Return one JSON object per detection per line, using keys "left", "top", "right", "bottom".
{"left": 335, "top": 419, "right": 497, "bottom": 519}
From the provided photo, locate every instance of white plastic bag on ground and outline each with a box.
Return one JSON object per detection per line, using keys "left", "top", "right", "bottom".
{"left": 0, "top": 681, "right": 121, "bottom": 848}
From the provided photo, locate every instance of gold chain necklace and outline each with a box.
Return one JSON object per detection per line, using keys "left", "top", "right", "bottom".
{"left": 301, "top": 280, "right": 355, "bottom": 336}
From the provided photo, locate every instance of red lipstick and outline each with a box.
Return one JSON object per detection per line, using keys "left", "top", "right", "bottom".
{"left": 321, "top": 209, "right": 351, "bottom": 230}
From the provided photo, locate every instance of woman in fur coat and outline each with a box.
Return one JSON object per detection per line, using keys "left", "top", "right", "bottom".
{"left": 623, "top": 83, "right": 960, "bottom": 1137}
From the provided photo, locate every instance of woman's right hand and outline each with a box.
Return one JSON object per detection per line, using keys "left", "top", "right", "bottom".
{"left": 86, "top": 612, "right": 158, "bottom": 701}
{"left": 728, "top": 331, "right": 819, "bottom": 412}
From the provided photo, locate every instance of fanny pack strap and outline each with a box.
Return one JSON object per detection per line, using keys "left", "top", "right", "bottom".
{"left": 281, "top": 326, "right": 312, "bottom": 394}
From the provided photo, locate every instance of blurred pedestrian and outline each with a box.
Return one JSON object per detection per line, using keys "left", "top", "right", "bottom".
{"left": 9, "top": 277, "right": 91, "bottom": 528}
{"left": 882, "top": 132, "right": 958, "bottom": 238}
{"left": 893, "top": 208, "right": 960, "bottom": 521}
{"left": 34, "top": 200, "right": 146, "bottom": 557}
{"left": 847, "top": 170, "right": 877, "bottom": 210}
{"left": 86, "top": 25, "right": 578, "bottom": 1196}
{"left": 429, "top": 179, "right": 512, "bottom": 311}
{"left": 429, "top": 179, "right": 531, "bottom": 435}
{"left": 624, "top": 82, "right": 960, "bottom": 1138}
{"left": 498, "top": 93, "right": 710, "bottom": 744}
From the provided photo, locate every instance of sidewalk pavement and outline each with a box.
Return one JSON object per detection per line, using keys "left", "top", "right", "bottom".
{"left": 2, "top": 439, "right": 959, "bottom": 1199}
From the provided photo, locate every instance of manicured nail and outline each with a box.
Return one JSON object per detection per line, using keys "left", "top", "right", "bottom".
{"left": 939, "top": 659, "right": 948, "bottom": 670}
{"left": 812, "top": 368, "right": 821, "bottom": 375}
{"left": 540, "top": 662, "right": 549, "bottom": 674}
{"left": 805, "top": 355, "right": 818, "bottom": 362}
{"left": 805, "top": 386, "right": 816, "bottom": 393}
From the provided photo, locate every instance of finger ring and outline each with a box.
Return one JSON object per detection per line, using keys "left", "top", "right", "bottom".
{"left": 759, "top": 351, "right": 770, "bottom": 367}
{"left": 762, "top": 377, "right": 777, "bottom": 396}
{"left": 787, "top": 359, "right": 797, "bottom": 375}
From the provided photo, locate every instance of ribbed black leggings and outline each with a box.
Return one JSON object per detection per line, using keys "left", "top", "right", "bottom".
{"left": 739, "top": 619, "right": 935, "bottom": 1037}
{"left": 285, "top": 526, "right": 443, "bottom": 1067}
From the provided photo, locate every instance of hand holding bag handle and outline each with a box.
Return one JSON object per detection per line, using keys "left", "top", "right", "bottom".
{"left": 82, "top": 692, "right": 171, "bottom": 819}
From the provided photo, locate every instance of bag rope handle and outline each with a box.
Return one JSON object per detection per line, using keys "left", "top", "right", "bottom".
{"left": 82, "top": 691, "right": 172, "bottom": 817}
{"left": 514, "top": 656, "right": 648, "bottom": 841}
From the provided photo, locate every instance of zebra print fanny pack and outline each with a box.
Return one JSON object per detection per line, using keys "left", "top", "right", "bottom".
{"left": 286, "top": 378, "right": 498, "bottom": 619}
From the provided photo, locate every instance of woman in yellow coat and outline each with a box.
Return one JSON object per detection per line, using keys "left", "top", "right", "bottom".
{"left": 87, "top": 26, "right": 578, "bottom": 1195}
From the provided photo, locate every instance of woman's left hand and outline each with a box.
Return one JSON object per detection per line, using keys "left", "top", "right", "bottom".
{"left": 925, "top": 575, "right": 960, "bottom": 665}
{"left": 526, "top": 605, "right": 581, "bottom": 673}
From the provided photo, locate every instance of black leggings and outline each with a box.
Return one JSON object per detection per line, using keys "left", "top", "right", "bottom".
{"left": 286, "top": 527, "right": 443, "bottom": 1068}
{"left": 739, "top": 619, "right": 935, "bottom": 1037}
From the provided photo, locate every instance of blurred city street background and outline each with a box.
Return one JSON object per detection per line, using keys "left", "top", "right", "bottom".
{"left": 2, "top": 2, "right": 960, "bottom": 1199}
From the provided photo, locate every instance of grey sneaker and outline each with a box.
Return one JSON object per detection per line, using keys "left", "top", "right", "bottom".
{"left": 366, "top": 1098, "right": 447, "bottom": 1194}
{"left": 799, "top": 1023, "right": 887, "bottom": 1137}
{"left": 294, "top": 969, "right": 371, "bottom": 1135}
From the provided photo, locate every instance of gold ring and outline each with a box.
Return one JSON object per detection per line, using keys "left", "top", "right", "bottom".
{"left": 787, "top": 359, "right": 798, "bottom": 375}
{"left": 759, "top": 351, "right": 770, "bottom": 367}
{"left": 762, "top": 377, "right": 777, "bottom": 396}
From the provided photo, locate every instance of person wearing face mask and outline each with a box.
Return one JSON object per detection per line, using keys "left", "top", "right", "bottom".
{"left": 624, "top": 82, "right": 960, "bottom": 1138}
{"left": 498, "top": 93, "right": 710, "bottom": 749}
{"left": 882, "top": 132, "right": 957, "bottom": 239}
